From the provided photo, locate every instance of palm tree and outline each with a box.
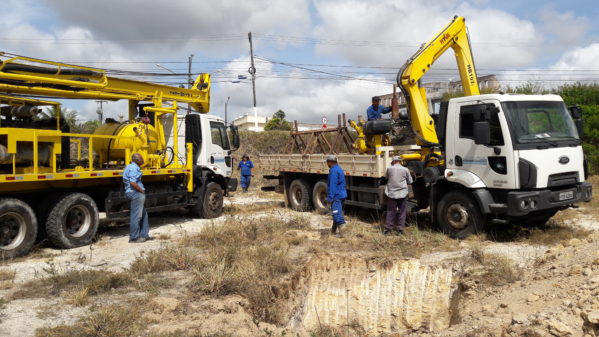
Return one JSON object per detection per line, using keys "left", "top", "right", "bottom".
{"left": 38, "top": 106, "right": 78, "bottom": 131}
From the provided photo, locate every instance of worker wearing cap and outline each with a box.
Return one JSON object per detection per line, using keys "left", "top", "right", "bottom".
{"left": 326, "top": 155, "right": 347, "bottom": 236}
{"left": 384, "top": 155, "right": 413, "bottom": 234}
{"left": 367, "top": 96, "right": 392, "bottom": 121}
{"left": 238, "top": 154, "right": 254, "bottom": 192}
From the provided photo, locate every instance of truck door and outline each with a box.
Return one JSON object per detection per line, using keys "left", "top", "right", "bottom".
{"left": 446, "top": 102, "right": 516, "bottom": 189}
{"left": 207, "top": 121, "right": 232, "bottom": 176}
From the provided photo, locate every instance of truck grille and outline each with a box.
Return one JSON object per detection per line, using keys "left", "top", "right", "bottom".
{"left": 547, "top": 171, "right": 578, "bottom": 188}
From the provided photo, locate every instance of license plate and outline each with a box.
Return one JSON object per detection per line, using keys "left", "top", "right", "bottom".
{"left": 558, "top": 190, "right": 574, "bottom": 201}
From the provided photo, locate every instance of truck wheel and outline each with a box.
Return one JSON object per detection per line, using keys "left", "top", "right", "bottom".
{"left": 201, "top": 182, "right": 224, "bottom": 219}
{"left": 289, "top": 179, "right": 311, "bottom": 212}
{"left": 45, "top": 193, "right": 99, "bottom": 249}
{"left": 312, "top": 180, "right": 329, "bottom": 214}
{"left": 0, "top": 198, "right": 37, "bottom": 259}
{"left": 436, "top": 191, "right": 485, "bottom": 239}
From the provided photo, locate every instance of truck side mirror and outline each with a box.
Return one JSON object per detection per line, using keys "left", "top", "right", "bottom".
{"left": 569, "top": 105, "right": 584, "bottom": 138}
{"left": 230, "top": 125, "right": 240, "bottom": 149}
{"left": 473, "top": 121, "right": 491, "bottom": 145}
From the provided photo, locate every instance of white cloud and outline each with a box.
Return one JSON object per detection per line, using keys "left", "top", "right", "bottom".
{"left": 214, "top": 56, "right": 390, "bottom": 124}
{"left": 44, "top": 0, "right": 312, "bottom": 53}
{"left": 311, "top": 0, "right": 539, "bottom": 69}
{"left": 539, "top": 7, "right": 589, "bottom": 46}
{"left": 551, "top": 43, "right": 599, "bottom": 71}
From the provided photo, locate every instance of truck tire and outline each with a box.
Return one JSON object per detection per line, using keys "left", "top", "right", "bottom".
{"left": 436, "top": 190, "right": 485, "bottom": 239}
{"left": 201, "top": 182, "right": 224, "bottom": 219}
{"left": 312, "top": 180, "right": 329, "bottom": 214}
{"left": 289, "top": 179, "right": 311, "bottom": 212}
{"left": 0, "top": 198, "right": 37, "bottom": 259}
{"left": 45, "top": 193, "right": 99, "bottom": 249}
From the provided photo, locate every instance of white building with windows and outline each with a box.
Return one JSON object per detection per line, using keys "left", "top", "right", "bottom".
{"left": 232, "top": 114, "right": 268, "bottom": 132}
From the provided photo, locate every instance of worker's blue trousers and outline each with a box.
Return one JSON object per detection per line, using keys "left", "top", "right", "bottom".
{"left": 126, "top": 191, "right": 149, "bottom": 241}
{"left": 331, "top": 199, "right": 345, "bottom": 224}
{"left": 240, "top": 175, "right": 251, "bottom": 191}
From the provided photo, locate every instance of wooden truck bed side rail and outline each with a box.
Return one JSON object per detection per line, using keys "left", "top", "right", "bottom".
{"left": 259, "top": 145, "right": 421, "bottom": 178}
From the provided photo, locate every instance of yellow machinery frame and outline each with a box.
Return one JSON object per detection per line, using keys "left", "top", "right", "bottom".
{"left": 0, "top": 54, "right": 208, "bottom": 193}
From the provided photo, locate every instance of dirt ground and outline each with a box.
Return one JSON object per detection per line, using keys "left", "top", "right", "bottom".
{"left": 0, "top": 189, "right": 598, "bottom": 337}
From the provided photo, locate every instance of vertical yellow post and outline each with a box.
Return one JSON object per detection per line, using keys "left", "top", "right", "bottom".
{"left": 88, "top": 137, "right": 93, "bottom": 171}
{"left": 125, "top": 147, "right": 131, "bottom": 166}
{"left": 186, "top": 142, "right": 193, "bottom": 192}
{"left": 33, "top": 132, "right": 38, "bottom": 174}
{"left": 55, "top": 103, "right": 60, "bottom": 131}
{"left": 51, "top": 144, "right": 56, "bottom": 173}
{"left": 172, "top": 109, "right": 178, "bottom": 168}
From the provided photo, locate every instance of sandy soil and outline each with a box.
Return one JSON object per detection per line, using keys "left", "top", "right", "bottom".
{"left": 0, "top": 191, "right": 598, "bottom": 337}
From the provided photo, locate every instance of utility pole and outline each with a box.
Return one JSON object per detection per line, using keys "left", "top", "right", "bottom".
{"left": 248, "top": 32, "right": 258, "bottom": 131}
{"left": 225, "top": 96, "right": 231, "bottom": 125}
{"left": 95, "top": 100, "right": 107, "bottom": 122}
{"left": 187, "top": 54, "right": 194, "bottom": 113}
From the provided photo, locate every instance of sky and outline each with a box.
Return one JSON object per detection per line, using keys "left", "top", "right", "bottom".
{"left": 1, "top": 0, "right": 599, "bottom": 123}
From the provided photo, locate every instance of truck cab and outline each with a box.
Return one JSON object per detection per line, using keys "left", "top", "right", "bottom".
{"left": 438, "top": 94, "right": 592, "bottom": 231}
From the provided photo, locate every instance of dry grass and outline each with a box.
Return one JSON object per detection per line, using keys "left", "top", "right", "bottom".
{"left": 485, "top": 219, "right": 592, "bottom": 245}
{"left": 316, "top": 218, "right": 459, "bottom": 259}
{"left": 223, "top": 200, "right": 284, "bottom": 215}
{"left": 581, "top": 175, "right": 599, "bottom": 216}
{"left": 35, "top": 302, "right": 146, "bottom": 337}
{"left": 130, "top": 215, "right": 310, "bottom": 324}
{"left": 469, "top": 244, "right": 523, "bottom": 286}
{"left": 12, "top": 265, "right": 133, "bottom": 300}
{"left": 0, "top": 268, "right": 16, "bottom": 289}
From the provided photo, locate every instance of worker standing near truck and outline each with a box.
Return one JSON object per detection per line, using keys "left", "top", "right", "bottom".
{"left": 366, "top": 96, "right": 392, "bottom": 121}
{"left": 383, "top": 156, "right": 413, "bottom": 235}
{"left": 326, "top": 155, "right": 347, "bottom": 237}
{"left": 238, "top": 154, "right": 254, "bottom": 192}
{"left": 123, "top": 153, "right": 152, "bottom": 243}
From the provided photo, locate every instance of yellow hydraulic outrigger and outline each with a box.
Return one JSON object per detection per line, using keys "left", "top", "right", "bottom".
{"left": 398, "top": 15, "right": 480, "bottom": 148}
{"left": 0, "top": 53, "right": 211, "bottom": 115}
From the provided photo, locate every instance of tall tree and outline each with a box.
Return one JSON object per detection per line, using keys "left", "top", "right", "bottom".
{"left": 264, "top": 109, "right": 291, "bottom": 131}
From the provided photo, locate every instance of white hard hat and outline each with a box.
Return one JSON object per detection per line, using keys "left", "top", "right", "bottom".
{"left": 326, "top": 155, "right": 337, "bottom": 162}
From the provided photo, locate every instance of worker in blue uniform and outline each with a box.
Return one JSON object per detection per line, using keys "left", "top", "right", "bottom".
{"left": 238, "top": 154, "right": 254, "bottom": 192}
{"left": 366, "top": 96, "right": 392, "bottom": 121}
{"left": 326, "top": 155, "right": 347, "bottom": 237}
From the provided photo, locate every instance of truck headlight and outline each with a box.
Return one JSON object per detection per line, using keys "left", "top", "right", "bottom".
{"left": 519, "top": 199, "right": 529, "bottom": 209}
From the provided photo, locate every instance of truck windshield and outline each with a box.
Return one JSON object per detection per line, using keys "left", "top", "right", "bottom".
{"left": 501, "top": 101, "right": 579, "bottom": 144}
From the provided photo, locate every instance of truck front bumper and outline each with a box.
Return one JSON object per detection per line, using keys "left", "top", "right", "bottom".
{"left": 506, "top": 182, "right": 592, "bottom": 216}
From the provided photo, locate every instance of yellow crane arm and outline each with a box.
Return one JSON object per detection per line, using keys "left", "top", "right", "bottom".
{"left": 0, "top": 54, "right": 210, "bottom": 112}
{"left": 397, "top": 16, "right": 480, "bottom": 146}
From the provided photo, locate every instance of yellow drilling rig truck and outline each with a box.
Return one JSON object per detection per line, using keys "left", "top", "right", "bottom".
{"left": 260, "top": 16, "right": 591, "bottom": 237}
{"left": 0, "top": 53, "right": 239, "bottom": 258}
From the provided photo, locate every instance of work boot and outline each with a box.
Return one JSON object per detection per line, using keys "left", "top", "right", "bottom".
{"left": 331, "top": 222, "right": 339, "bottom": 235}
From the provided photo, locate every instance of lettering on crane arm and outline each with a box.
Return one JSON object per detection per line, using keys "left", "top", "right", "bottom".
{"left": 169, "top": 91, "right": 192, "bottom": 97}
{"left": 467, "top": 64, "right": 475, "bottom": 86}
{"left": 439, "top": 33, "right": 451, "bottom": 45}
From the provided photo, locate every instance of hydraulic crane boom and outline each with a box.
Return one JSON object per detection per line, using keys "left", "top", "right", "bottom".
{"left": 0, "top": 53, "right": 211, "bottom": 114}
{"left": 397, "top": 15, "right": 480, "bottom": 146}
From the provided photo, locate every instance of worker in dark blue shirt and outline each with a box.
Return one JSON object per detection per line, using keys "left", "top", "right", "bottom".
{"left": 238, "top": 154, "right": 254, "bottom": 192}
{"left": 326, "top": 155, "right": 347, "bottom": 237}
{"left": 367, "top": 96, "right": 392, "bottom": 121}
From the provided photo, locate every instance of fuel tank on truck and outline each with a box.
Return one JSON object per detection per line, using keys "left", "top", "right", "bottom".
{"left": 92, "top": 120, "right": 159, "bottom": 162}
